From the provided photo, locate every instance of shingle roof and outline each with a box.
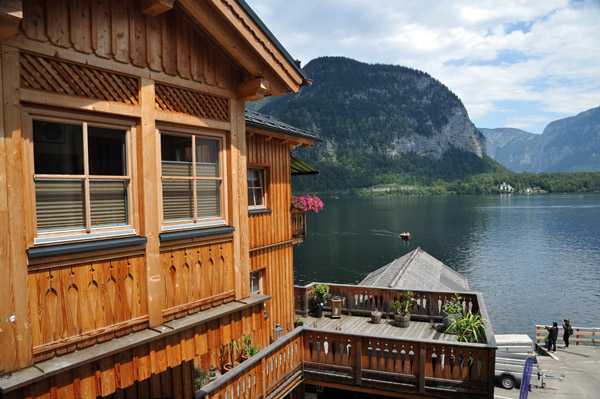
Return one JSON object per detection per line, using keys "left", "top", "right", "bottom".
{"left": 359, "top": 247, "right": 469, "bottom": 292}
{"left": 245, "top": 110, "right": 320, "bottom": 142}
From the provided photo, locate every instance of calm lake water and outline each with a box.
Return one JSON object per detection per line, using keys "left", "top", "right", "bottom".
{"left": 293, "top": 194, "right": 600, "bottom": 336}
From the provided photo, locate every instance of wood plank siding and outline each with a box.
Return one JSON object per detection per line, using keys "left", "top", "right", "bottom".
{"left": 4, "top": 303, "right": 266, "bottom": 399}
{"left": 247, "top": 133, "right": 296, "bottom": 338}
{"left": 0, "top": 0, "right": 310, "bottom": 397}
{"left": 14, "top": 0, "right": 242, "bottom": 94}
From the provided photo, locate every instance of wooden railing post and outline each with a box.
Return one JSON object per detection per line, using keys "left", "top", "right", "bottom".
{"left": 488, "top": 349, "right": 496, "bottom": 399}
{"left": 261, "top": 357, "right": 267, "bottom": 398}
{"left": 302, "top": 288, "right": 309, "bottom": 317}
{"left": 355, "top": 339, "right": 362, "bottom": 386}
{"left": 419, "top": 345, "right": 426, "bottom": 395}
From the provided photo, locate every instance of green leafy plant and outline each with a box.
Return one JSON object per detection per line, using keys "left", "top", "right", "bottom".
{"left": 313, "top": 284, "right": 330, "bottom": 306}
{"left": 194, "top": 367, "right": 209, "bottom": 390}
{"left": 294, "top": 315, "right": 306, "bottom": 327}
{"left": 393, "top": 290, "right": 416, "bottom": 317}
{"left": 443, "top": 293, "right": 463, "bottom": 315}
{"left": 445, "top": 310, "right": 487, "bottom": 343}
{"left": 226, "top": 338, "right": 241, "bottom": 368}
{"left": 241, "top": 335, "right": 259, "bottom": 359}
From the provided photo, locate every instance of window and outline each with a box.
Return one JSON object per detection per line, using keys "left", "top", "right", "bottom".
{"left": 30, "top": 115, "right": 134, "bottom": 242}
{"left": 250, "top": 271, "right": 263, "bottom": 294}
{"left": 248, "top": 168, "right": 265, "bottom": 208}
{"left": 160, "top": 130, "right": 225, "bottom": 227}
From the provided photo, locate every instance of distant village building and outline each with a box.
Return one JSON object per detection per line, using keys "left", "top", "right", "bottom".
{"left": 499, "top": 182, "right": 514, "bottom": 192}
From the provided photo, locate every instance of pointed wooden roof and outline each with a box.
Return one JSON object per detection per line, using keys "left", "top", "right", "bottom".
{"left": 359, "top": 247, "right": 469, "bottom": 292}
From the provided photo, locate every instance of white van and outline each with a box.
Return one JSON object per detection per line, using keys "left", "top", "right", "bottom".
{"left": 495, "top": 334, "right": 542, "bottom": 390}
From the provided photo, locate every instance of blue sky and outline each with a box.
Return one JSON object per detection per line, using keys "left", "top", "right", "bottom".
{"left": 246, "top": 0, "right": 600, "bottom": 134}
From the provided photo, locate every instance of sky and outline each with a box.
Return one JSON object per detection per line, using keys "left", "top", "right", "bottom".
{"left": 246, "top": 0, "right": 600, "bottom": 134}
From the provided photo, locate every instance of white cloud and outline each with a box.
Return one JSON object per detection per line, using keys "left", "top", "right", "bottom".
{"left": 247, "top": 0, "right": 600, "bottom": 131}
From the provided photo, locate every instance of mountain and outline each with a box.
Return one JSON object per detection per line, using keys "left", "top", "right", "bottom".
{"left": 480, "top": 107, "right": 600, "bottom": 172}
{"left": 479, "top": 128, "right": 538, "bottom": 171}
{"left": 252, "top": 57, "right": 502, "bottom": 191}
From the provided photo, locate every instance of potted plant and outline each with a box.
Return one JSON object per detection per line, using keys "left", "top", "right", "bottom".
{"left": 223, "top": 338, "right": 240, "bottom": 372}
{"left": 392, "top": 290, "right": 415, "bottom": 328}
{"left": 445, "top": 311, "right": 487, "bottom": 343}
{"left": 313, "top": 284, "right": 330, "bottom": 318}
{"left": 294, "top": 315, "right": 306, "bottom": 327}
{"left": 194, "top": 367, "right": 210, "bottom": 391}
{"left": 442, "top": 293, "right": 464, "bottom": 330}
{"left": 371, "top": 308, "right": 382, "bottom": 324}
{"left": 241, "top": 335, "right": 259, "bottom": 361}
{"left": 291, "top": 195, "right": 324, "bottom": 213}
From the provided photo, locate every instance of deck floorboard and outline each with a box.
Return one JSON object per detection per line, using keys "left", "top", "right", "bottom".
{"left": 305, "top": 314, "right": 456, "bottom": 342}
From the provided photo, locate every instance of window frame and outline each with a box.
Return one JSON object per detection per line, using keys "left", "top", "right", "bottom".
{"left": 23, "top": 107, "right": 138, "bottom": 245}
{"left": 250, "top": 270, "right": 263, "bottom": 295}
{"left": 247, "top": 167, "right": 267, "bottom": 210}
{"left": 158, "top": 125, "right": 228, "bottom": 231}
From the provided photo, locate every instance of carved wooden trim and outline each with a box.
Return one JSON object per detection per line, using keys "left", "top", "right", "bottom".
{"left": 155, "top": 82, "right": 229, "bottom": 121}
{"left": 19, "top": 51, "right": 140, "bottom": 105}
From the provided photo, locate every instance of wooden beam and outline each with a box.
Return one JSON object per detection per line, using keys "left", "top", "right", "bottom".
{"left": 229, "top": 99, "right": 249, "bottom": 300}
{"left": 177, "top": 0, "right": 300, "bottom": 96}
{"left": 139, "top": 77, "right": 163, "bottom": 327}
{"left": 237, "top": 78, "right": 269, "bottom": 101}
{"left": 140, "top": 0, "right": 174, "bottom": 16}
{"left": 0, "top": 0, "right": 22, "bottom": 43}
{"left": 1, "top": 44, "right": 33, "bottom": 373}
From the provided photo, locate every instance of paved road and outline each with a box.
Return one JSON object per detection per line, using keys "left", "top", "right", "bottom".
{"left": 494, "top": 345, "right": 600, "bottom": 399}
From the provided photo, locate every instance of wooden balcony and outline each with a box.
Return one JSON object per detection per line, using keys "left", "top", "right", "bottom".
{"left": 196, "top": 325, "right": 496, "bottom": 399}
{"left": 196, "top": 284, "right": 496, "bottom": 399}
{"left": 291, "top": 208, "right": 306, "bottom": 244}
{"left": 293, "top": 283, "right": 483, "bottom": 322}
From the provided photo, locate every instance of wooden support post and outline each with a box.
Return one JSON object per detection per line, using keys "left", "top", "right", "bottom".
{"left": 419, "top": 345, "right": 426, "bottom": 395}
{"left": 261, "top": 357, "right": 267, "bottom": 399}
{"left": 0, "top": 44, "right": 33, "bottom": 373}
{"left": 140, "top": 77, "right": 163, "bottom": 327}
{"left": 355, "top": 339, "right": 362, "bottom": 386}
{"left": 487, "top": 349, "right": 496, "bottom": 399}
{"left": 229, "top": 99, "right": 249, "bottom": 299}
{"left": 302, "top": 289, "right": 309, "bottom": 317}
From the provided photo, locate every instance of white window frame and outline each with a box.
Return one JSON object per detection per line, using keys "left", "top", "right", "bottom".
{"left": 248, "top": 167, "right": 267, "bottom": 210}
{"left": 250, "top": 270, "right": 263, "bottom": 294}
{"left": 158, "top": 125, "right": 228, "bottom": 231}
{"left": 23, "top": 107, "right": 137, "bottom": 245}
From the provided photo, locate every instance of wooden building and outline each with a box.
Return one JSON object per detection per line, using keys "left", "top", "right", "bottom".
{"left": 1, "top": 2, "right": 500, "bottom": 398}
{"left": 0, "top": 1, "right": 318, "bottom": 397}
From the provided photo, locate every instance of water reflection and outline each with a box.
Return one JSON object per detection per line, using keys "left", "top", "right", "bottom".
{"left": 293, "top": 194, "right": 600, "bottom": 335}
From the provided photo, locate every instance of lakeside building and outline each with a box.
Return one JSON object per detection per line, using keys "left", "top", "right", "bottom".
{"left": 0, "top": 2, "right": 497, "bottom": 398}
{"left": 499, "top": 182, "right": 514, "bottom": 192}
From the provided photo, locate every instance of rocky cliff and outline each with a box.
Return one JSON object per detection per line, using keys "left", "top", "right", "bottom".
{"left": 480, "top": 106, "right": 600, "bottom": 172}
{"left": 254, "top": 57, "right": 486, "bottom": 161}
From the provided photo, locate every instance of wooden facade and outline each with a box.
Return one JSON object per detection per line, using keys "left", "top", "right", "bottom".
{"left": 0, "top": 1, "right": 313, "bottom": 398}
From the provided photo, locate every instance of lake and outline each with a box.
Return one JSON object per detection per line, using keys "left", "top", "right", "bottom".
{"left": 293, "top": 193, "right": 600, "bottom": 336}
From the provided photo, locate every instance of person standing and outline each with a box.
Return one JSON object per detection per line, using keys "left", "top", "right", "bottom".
{"left": 546, "top": 321, "right": 559, "bottom": 352}
{"left": 562, "top": 318, "right": 573, "bottom": 348}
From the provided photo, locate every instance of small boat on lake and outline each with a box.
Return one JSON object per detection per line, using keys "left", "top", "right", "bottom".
{"left": 400, "top": 232, "right": 411, "bottom": 240}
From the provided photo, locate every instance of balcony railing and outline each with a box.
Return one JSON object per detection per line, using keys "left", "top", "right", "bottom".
{"left": 196, "top": 326, "right": 496, "bottom": 399}
{"left": 291, "top": 208, "right": 306, "bottom": 243}
{"left": 293, "top": 283, "right": 481, "bottom": 322}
